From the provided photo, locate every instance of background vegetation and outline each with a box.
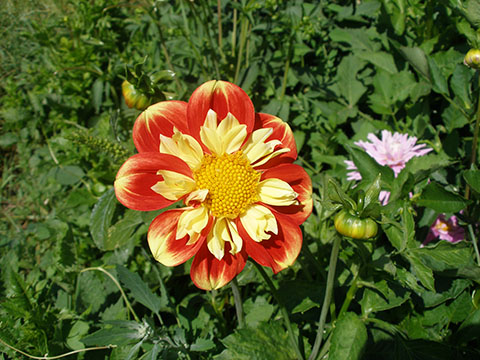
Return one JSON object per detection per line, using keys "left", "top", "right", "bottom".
{"left": 2, "top": 0, "right": 480, "bottom": 359}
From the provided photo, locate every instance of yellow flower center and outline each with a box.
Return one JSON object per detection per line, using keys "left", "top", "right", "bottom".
{"left": 194, "top": 151, "right": 260, "bottom": 219}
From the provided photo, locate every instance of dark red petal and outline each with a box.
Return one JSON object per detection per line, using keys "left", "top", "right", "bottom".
{"left": 133, "top": 101, "right": 188, "bottom": 153}
{"left": 114, "top": 153, "right": 192, "bottom": 211}
{"left": 148, "top": 209, "right": 209, "bottom": 266}
{"left": 238, "top": 213, "right": 302, "bottom": 274}
{"left": 187, "top": 80, "right": 255, "bottom": 141}
{"left": 254, "top": 113, "right": 297, "bottom": 167}
{"left": 260, "top": 163, "right": 313, "bottom": 225}
{"left": 190, "top": 241, "right": 247, "bottom": 290}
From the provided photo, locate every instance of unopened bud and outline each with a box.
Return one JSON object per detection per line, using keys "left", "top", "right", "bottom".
{"left": 464, "top": 49, "right": 480, "bottom": 69}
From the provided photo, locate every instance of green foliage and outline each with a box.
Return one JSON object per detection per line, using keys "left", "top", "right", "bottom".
{"left": 2, "top": 0, "right": 480, "bottom": 359}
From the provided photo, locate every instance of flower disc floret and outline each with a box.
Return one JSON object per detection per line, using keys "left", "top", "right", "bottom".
{"left": 194, "top": 151, "right": 260, "bottom": 219}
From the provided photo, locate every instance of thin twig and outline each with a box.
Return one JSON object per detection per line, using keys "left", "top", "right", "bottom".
{"left": 0, "top": 337, "right": 116, "bottom": 360}
{"left": 81, "top": 267, "right": 140, "bottom": 322}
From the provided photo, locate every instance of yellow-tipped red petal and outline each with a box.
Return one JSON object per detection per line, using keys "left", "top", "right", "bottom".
{"left": 190, "top": 242, "right": 247, "bottom": 290}
{"left": 148, "top": 209, "right": 209, "bottom": 267}
{"left": 253, "top": 113, "right": 297, "bottom": 167}
{"left": 114, "top": 153, "right": 192, "bottom": 211}
{"left": 187, "top": 80, "right": 255, "bottom": 142}
{"left": 260, "top": 164, "right": 312, "bottom": 225}
{"left": 238, "top": 213, "right": 302, "bottom": 273}
{"left": 133, "top": 101, "right": 188, "bottom": 153}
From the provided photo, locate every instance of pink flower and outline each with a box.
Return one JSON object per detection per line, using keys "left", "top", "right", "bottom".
{"left": 421, "top": 215, "right": 465, "bottom": 247}
{"left": 345, "top": 130, "right": 432, "bottom": 204}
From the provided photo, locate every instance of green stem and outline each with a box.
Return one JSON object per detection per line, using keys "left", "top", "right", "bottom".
{"left": 234, "top": 16, "right": 248, "bottom": 84}
{"left": 198, "top": 0, "right": 221, "bottom": 78}
{"left": 280, "top": 36, "right": 293, "bottom": 100}
{"left": 466, "top": 71, "right": 480, "bottom": 200}
{"left": 337, "top": 275, "right": 359, "bottom": 320}
{"left": 0, "top": 337, "right": 115, "bottom": 360}
{"left": 253, "top": 262, "right": 304, "bottom": 360}
{"left": 81, "top": 267, "right": 140, "bottom": 322}
{"left": 231, "top": 0, "right": 238, "bottom": 58}
{"left": 468, "top": 224, "right": 480, "bottom": 266}
{"left": 308, "top": 235, "right": 341, "bottom": 360}
{"left": 231, "top": 277, "right": 245, "bottom": 328}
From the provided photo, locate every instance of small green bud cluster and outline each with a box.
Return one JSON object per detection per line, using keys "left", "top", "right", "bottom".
{"left": 69, "top": 131, "right": 130, "bottom": 164}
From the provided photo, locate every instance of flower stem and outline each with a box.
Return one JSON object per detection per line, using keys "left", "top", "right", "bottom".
{"left": 253, "top": 262, "right": 304, "bottom": 360}
{"left": 234, "top": 15, "right": 248, "bottom": 84}
{"left": 337, "top": 275, "right": 359, "bottom": 320}
{"left": 468, "top": 224, "right": 480, "bottom": 266}
{"left": 466, "top": 71, "right": 480, "bottom": 200}
{"left": 231, "top": 277, "right": 245, "bottom": 328}
{"left": 308, "top": 235, "right": 341, "bottom": 360}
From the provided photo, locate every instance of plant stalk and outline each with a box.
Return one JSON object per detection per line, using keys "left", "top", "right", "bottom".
{"left": 466, "top": 71, "right": 480, "bottom": 200}
{"left": 253, "top": 262, "right": 304, "bottom": 360}
{"left": 308, "top": 235, "right": 341, "bottom": 360}
{"left": 231, "top": 277, "right": 245, "bottom": 328}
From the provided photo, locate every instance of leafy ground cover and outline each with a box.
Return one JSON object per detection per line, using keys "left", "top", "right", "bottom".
{"left": 2, "top": 0, "right": 480, "bottom": 359}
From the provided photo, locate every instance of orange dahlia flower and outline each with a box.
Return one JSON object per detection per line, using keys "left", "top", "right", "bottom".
{"left": 114, "top": 80, "right": 312, "bottom": 290}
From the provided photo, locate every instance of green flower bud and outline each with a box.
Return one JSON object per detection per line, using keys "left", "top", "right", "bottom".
{"left": 464, "top": 49, "right": 480, "bottom": 69}
{"left": 334, "top": 209, "right": 378, "bottom": 240}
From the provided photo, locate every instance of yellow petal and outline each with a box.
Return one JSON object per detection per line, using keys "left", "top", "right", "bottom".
{"left": 176, "top": 206, "right": 209, "bottom": 242}
{"left": 160, "top": 130, "right": 204, "bottom": 170}
{"left": 240, "top": 204, "right": 278, "bottom": 242}
{"left": 242, "top": 128, "right": 287, "bottom": 165}
{"left": 258, "top": 178, "right": 298, "bottom": 206}
{"left": 151, "top": 170, "right": 196, "bottom": 200}
{"left": 200, "top": 110, "right": 246, "bottom": 155}
{"left": 185, "top": 188, "right": 209, "bottom": 205}
{"left": 207, "top": 217, "right": 244, "bottom": 260}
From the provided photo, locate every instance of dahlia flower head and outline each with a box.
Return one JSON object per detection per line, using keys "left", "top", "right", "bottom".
{"left": 114, "top": 80, "right": 312, "bottom": 290}
{"left": 421, "top": 214, "right": 465, "bottom": 247}
{"left": 345, "top": 130, "right": 432, "bottom": 204}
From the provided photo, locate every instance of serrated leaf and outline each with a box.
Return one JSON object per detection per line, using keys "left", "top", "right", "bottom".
{"left": 360, "top": 280, "right": 409, "bottom": 315}
{"left": 410, "top": 242, "right": 474, "bottom": 271}
{"left": 217, "top": 321, "right": 297, "bottom": 360}
{"left": 105, "top": 209, "right": 143, "bottom": 251}
{"left": 336, "top": 55, "right": 367, "bottom": 107}
{"left": 329, "top": 312, "right": 367, "bottom": 360}
{"left": 357, "top": 51, "right": 397, "bottom": 74}
{"left": 116, "top": 266, "right": 165, "bottom": 314}
{"left": 90, "top": 188, "right": 117, "bottom": 251}
{"left": 416, "top": 182, "right": 469, "bottom": 213}
{"left": 81, "top": 321, "right": 146, "bottom": 346}
{"left": 347, "top": 146, "right": 395, "bottom": 185}
{"left": 420, "top": 278, "right": 470, "bottom": 308}
{"left": 190, "top": 338, "right": 215, "bottom": 352}
{"left": 406, "top": 253, "right": 435, "bottom": 292}
{"left": 427, "top": 57, "right": 449, "bottom": 95}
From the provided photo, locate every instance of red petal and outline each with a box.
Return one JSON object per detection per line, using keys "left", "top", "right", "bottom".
{"left": 238, "top": 213, "right": 302, "bottom": 274}
{"left": 254, "top": 113, "right": 297, "bottom": 167}
{"left": 187, "top": 80, "right": 255, "bottom": 141}
{"left": 148, "top": 209, "right": 209, "bottom": 267}
{"left": 114, "top": 153, "right": 192, "bottom": 211}
{"left": 260, "top": 163, "right": 312, "bottom": 225}
{"left": 190, "top": 242, "right": 247, "bottom": 290}
{"left": 133, "top": 101, "right": 188, "bottom": 153}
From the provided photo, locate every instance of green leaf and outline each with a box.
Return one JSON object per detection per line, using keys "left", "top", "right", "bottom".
{"left": 347, "top": 146, "right": 395, "bottom": 185}
{"left": 90, "top": 188, "right": 117, "bottom": 251}
{"left": 116, "top": 266, "right": 166, "bottom": 314}
{"left": 405, "top": 253, "right": 435, "bottom": 292}
{"left": 66, "top": 321, "right": 90, "bottom": 350}
{"left": 451, "top": 64, "right": 473, "bottom": 110}
{"left": 357, "top": 51, "right": 397, "bottom": 74}
{"left": 92, "top": 78, "right": 103, "bottom": 113}
{"left": 329, "top": 312, "right": 367, "bottom": 360}
{"left": 51, "top": 165, "right": 85, "bottom": 185}
{"left": 427, "top": 56, "right": 449, "bottom": 95}
{"left": 81, "top": 321, "right": 147, "bottom": 346}
{"left": 216, "top": 321, "right": 297, "bottom": 360}
{"left": 359, "top": 279, "right": 409, "bottom": 314}
{"left": 105, "top": 209, "right": 143, "bottom": 251}
{"left": 420, "top": 278, "right": 470, "bottom": 308}
{"left": 335, "top": 55, "right": 367, "bottom": 107}
{"left": 416, "top": 182, "right": 469, "bottom": 213}
{"left": 190, "top": 338, "right": 215, "bottom": 352}
{"left": 464, "top": 169, "right": 480, "bottom": 194}
{"left": 410, "top": 242, "right": 474, "bottom": 271}
{"left": 399, "top": 46, "right": 430, "bottom": 80}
